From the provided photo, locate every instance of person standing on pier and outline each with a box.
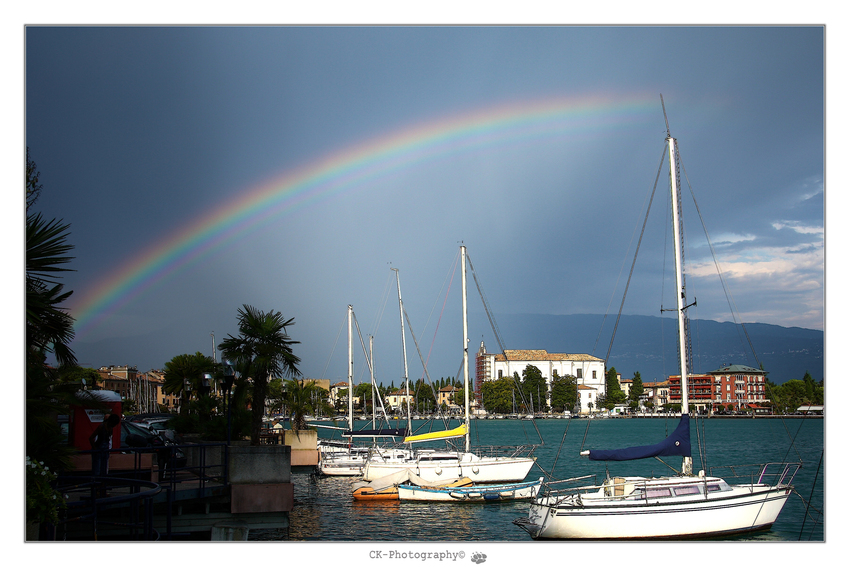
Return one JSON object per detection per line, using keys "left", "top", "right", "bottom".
{"left": 89, "top": 413, "right": 121, "bottom": 479}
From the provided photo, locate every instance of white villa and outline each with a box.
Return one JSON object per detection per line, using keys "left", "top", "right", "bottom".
{"left": 475, "top": 342, "right": 606, "bottom": 415}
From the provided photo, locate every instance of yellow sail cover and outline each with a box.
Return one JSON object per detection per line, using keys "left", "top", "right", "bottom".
{"left": 403, "top": 424, "right": 467, "bottom": 444}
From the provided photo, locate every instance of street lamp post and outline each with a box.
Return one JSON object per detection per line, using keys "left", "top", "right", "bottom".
{"left": 223, "top": 362, "right": 235, "bottom": 445}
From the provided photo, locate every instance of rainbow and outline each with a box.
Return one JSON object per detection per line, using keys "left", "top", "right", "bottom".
{"left": 70, "top": 93, "right": 659, "bottom": 337}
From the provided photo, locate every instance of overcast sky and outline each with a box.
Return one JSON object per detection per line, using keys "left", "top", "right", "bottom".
{"left": 22, "top": 23, "right": 825, "bottom": 387}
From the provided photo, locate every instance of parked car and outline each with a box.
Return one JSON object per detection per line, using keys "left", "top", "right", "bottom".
{"left": 121, "top": 420, "right": 162, "bottom": 448}
{"left": 120, "top": 420, "right": 187, "bottom": 475}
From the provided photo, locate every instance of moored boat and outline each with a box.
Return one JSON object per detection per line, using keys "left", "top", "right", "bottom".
{"left": 352, "top": 469, "right": 473, "bottom": 501}
{"left": 318, "top": 304, "right": 410, "bottom": 476}
{"left": 362, "top": 246, "right": 536, "bottom": 483}
{"left": 514, "top": 98, "right": 801, "bottom": 540}
{"left": 398, "top": 477, "right": 543, "bottom": 502}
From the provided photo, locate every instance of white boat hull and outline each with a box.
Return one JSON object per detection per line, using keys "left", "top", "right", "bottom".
{"left": 519, "top": 476, "right": 794, "bottom": 539}
{"left": 318, "top": 445, "right": 372, "bottom": 476}
{"left": 398, "top": 477, "right": 543, "bottom": 502}
{"left": 318, "top": 460, "right": 365, "bottom": 476}
{"left": 363, "top": 452, "right": 535, "bottom": 483}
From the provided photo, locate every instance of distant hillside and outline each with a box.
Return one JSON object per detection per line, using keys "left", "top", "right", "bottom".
{"left": 471, "top": 313, "right": 823, "bottom": 385}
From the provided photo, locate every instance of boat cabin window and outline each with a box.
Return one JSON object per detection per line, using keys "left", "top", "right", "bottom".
{"left": 673, "top": 485, "right": 700, "bottom": 496}
{"left": 645, "top": 487, "right": 671, "bottom": 499}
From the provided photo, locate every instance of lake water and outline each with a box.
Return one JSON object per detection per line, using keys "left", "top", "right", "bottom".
{"left": 250, "top": 417, "right": 824, "bottom": 543}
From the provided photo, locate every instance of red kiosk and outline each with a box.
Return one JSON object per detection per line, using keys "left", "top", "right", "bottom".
{"left": 69, "top": 390, "right": 122, "bottom": 451}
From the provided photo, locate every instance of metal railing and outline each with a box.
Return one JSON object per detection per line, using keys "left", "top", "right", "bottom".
{"left": 53, "top": 442, "right": 230, "bottom": 541}
{"left": 707, "top": 462, "right": 802, "bottom": 488}
{"left": 53, "top": 476, "right": 162, "bottom": 541}
{"left": 534, "top": 462, "right": 802, "bottom": 507}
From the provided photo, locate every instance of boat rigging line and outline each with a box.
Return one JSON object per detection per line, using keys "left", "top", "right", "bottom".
{"left": 598, "top": 145, "right": 667, "bottom": 367}
{"left": 351, "top": 309, "right": 392, "bottom": 426}
{"left": 797, "top": 449, "right": 824, "bottom": 541}
{"left": 465, "top": 249, "right": 543, "bottom": 444}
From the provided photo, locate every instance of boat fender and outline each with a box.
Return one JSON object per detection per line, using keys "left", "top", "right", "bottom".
{"left": 435, "top": 467, "right": 442, "bottom": 476}
{"left": 472, "top": 466, "right": 479, "bottom": 475}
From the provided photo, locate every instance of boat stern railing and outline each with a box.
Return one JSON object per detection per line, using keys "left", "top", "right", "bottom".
{"left": 536, "top": 474, "right": 600, "bottom": 503}
{"left": 470, "top": 444, "right": 538, "bottom": 459}
{"left": 706, "top": 462, "right": 802, "bottom": 489}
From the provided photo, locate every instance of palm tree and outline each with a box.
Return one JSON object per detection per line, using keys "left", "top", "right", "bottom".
{"left": 26, "top": 150, "right": 78, "bottom": 471}
{"left": 163, "top": 352, "right": 217, "bottom": 416}
{"left": 283, "top": 379, "right": 333, "bottom": 431}
{"left": 219, "top": 305, "right": 301, "bottom": 445}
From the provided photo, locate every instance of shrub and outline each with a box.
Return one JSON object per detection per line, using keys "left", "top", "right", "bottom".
{"left": 26, "top": 456, "right": 65, "bottom": 525}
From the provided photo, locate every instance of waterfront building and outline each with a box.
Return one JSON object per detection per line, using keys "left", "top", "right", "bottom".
{"left": 619, "top": 376, "right": 631, "bottom": 399}
{"left": 707, "top": 364, "right": 769, "bottom": 412}
{"left": 641, "top": 380, "right": 671, "bottom": 411}
{"left": 386, "top": 388, "right": 414, "bottom": 413}
{"left": 666, "top": 373, "right": 712, "bottom": 413}
{"left": 329, "top": 381, "right": 348, "bottom": 407}
{"left": 96, "top": 365, "right": 168, "bottom": 414}
{"left": 437, "top": 384, "right": 462, "bottom": 413}
{"left": 475, "top": 342, "right": 606, "bottom": 415}
{"left": 144, "top": 369, "right": 178, "bottom": 412}
{"left": 667, "top": 364, "right": 769, "bottom": 413}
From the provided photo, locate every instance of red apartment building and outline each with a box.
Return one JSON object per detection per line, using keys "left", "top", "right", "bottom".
{"left": 668, "top": 364, "right": 769, "bottom": 413}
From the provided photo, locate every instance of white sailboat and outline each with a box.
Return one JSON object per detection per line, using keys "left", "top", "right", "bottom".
{"left": 319, "top": 305, "right": 409, "bottom": 476}
{"left": 514, "top": 101, "right": 801, "bottom": 540}
{"left": 362, "top": 245, "right": 536, "bottom": 483}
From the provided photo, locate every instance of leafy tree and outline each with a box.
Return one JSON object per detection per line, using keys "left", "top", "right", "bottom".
{"left": 413, "top": 378, "right": 438, "bottom": 414}
{"left": 520, "top": 365, "right": 547, "bottom": 413}
{"left": 58, "top": 366, "right": 101, "bottom": 389}
{"left": 163, "top": 352, "right": 217, "bottom": 416}
{"left": 452, "top": 383, "right": 465, "bottom": 408}
{"left": 481, "top": 376, "right": 516, "bottom": 414}
{"left": 629, "top": 372, "right": 644, "bottom": 404}
{"left": 801, "top": 371, "right": 823, "bottom": 405}
{"left": 769, "top": 376, "right": 822, "bottom": 414}
{"left": 353, "top": 381, "right": 376, "bottom": 412}
{"left": 603, "top": 367, "right": 626, "bottom": 409}
{"left": 550, "top": 373, "right": 577, "bottom": 413}
{"left": 219, "top": 305, "right": 301, "bottom": 445}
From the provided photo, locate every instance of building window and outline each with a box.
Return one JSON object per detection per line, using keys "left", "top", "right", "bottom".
{"left": 592, "top": 371, "right": 596, "bottom": 379}
{"left": 577, "top": 369, "right": 583, "bottom": 379}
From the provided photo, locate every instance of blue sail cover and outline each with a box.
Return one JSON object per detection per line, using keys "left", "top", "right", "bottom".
{"left": 588, "top": 414, "right": 691, "bottom": 461}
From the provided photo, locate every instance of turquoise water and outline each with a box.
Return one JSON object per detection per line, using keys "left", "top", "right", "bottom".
{"left": 253, "top": 417, "right": 824, "bottom": 542}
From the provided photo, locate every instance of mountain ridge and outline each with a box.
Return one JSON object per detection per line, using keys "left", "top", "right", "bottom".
{"left": 470, "top": 313, "right": 823, "bottom": 385}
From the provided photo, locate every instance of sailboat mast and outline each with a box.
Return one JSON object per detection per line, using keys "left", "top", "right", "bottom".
{"left": 370, "top": 335, "right": 376, "bottom": 430}
{"left": 461, "top": 245, "right": 471, "bottom": 453}
{"left": 393, "top": 268, "right": 413, "bottom": 433}
{"left": 348, "top": 304, "right": 354, "bottom": 433}
{"left": 666, "top": 119, "right": 693, "bottom": 476}
{"left": 667, "top": 134, "right": 689, "bottom": 415}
